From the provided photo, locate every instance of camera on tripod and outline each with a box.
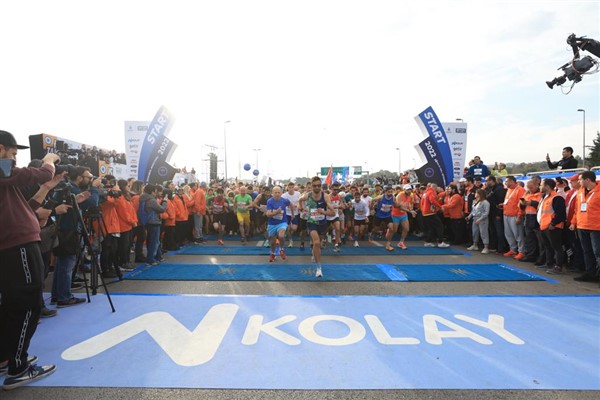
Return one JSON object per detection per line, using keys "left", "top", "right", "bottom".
{"left": 52, "top": 181, "right": 73, "bottom": 205}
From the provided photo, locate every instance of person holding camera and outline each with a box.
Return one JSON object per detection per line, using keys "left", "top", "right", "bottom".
{"left": 51, "top": 166, "right": 100, "bottom": 307}
{"left": 0, "top": 131, "right": 58, "bottom": 389}
{"left": 546, "top": 147, "right": 578, "bottom": 170}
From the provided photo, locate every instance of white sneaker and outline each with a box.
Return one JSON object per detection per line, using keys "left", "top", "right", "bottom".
{"left": 311, "top": 255, "right": 316, "bottom": 263}
{"left": 354, "top": 241, "right": 359, "bottom": 247}
{"left": 288, "top": 240, "right": 293, "bottom": 248}
{"left": 467, "top": 245, "right": 479, "bottom": 251}
{"left": 481, "top": 248, "right": 489, "bottom": 254}
{"left": 315, "top": 266, "right": 323, "bottom": 278}
{"left": 424, "top": 242, "right": 436, "bottom": 247}
{"left": 437, "top": 242, "right": 450, "bottom": 248}
{"left": 263, "top": 239, "right": 270, "bottom": 247}
{"left": 333, "top": 245, "right": 340, "bottom": 253}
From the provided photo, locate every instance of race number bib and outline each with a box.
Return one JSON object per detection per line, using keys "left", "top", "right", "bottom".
{"left": 581, "top": 203, "right": 588, "bottom": 212}
{"left": 310, "top": 208, "right": 325, "bottom": 221}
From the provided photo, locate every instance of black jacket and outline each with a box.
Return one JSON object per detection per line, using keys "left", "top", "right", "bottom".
{"left": 547, "top": 155, "right": 578, "bottom": 170}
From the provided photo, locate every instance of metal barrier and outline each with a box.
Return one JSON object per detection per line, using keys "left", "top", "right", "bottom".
{"left": 525, "top": 168, "right": 587, "bottom": 177}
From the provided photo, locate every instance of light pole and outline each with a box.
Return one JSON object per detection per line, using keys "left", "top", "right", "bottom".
{"left": 253, "top": 148, "right": 261, "bottom": 170}
{"left": 224, "top": 120, "right": 231, "bottom": 182}
{"left": 395, "top": 147, "right": 401, "bottom": 176}
{"left": 577, "top": 109, "right": 585, "bottom": 167}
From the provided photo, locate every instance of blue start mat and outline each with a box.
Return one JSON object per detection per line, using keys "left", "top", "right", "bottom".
{"left": 29, "top": 294, "right": 600, "bottom": 389}
{"left": 177, "top": 244, "right": 465, "bottom": 256}
{"left": 125, "top": 263, "right": 549, "bottom": 282}
{"left": 200, "top": 233, "right": 422, "bottom": 242}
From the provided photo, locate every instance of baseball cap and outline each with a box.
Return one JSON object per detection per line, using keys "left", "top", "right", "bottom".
{"left": 0, "top": 130, "right": 29, "bottom": 149}
{"left": 403, "top": 184, "right": 412, "bottom": 190}
{"left": 568, "top": 174, "right": 580, "bottom": 182}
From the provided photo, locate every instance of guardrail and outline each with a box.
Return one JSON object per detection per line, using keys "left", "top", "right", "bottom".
{"left": 524, "top": 168, "right": 587, "bottom": 177}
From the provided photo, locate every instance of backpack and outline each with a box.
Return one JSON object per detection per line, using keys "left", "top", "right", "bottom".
{"left": 138, "top": 200, "right": 152, "bottom": 226}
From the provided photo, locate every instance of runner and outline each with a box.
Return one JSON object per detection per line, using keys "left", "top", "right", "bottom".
{"left": 233, "top": 185, "right": 253, "bottom": 243}
{"left": 349, "top": 190, "right": 370, "bottom": 247}
{"left": 393, "top": 184, "right": 417, "bottom": 249}
{"left": 298, "top": 177, "right": 336, "bottom": 278}
{"left": 371, "top": 185, "right": 396, "bottom": 251}
{"left": 208, "top": 188, "right": 229, "bottom": 245}
{"left": 282, "top": 182, "right": 301, "bottom": 248}
{"left": 266, "top": 186, "right": 294, "bottom": 262}
{"left": 251, "top": 186, "right": 271, "bottom": 246}
{"left": 326, "top": 182, "right": 346, "bottom": 252}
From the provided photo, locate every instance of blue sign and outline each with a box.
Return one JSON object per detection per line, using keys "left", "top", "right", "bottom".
{"left": 30, "top": 294, "right": 600, "bottom": 390}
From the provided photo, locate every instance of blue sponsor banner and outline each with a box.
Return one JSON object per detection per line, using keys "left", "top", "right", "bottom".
{"left": 415, "top": 107, "right": 453, "bottom": 184}
{"left": 30, "top": 294, "right": 600, "bottom": 390}
{"left": 138, "top": 106, "right": 175, "bottom": 182}
{"left": 415, "top": 137, "right": 448, "bottom": 186}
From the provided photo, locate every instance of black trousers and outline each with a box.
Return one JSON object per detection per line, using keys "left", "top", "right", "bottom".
{"left": 133, "top": 225, "right": 146, "bottom": 262}
{"left": 450, "top": 218, "right": 465, "bottom": 245}
{"left": 423, "top": 214, "right": 444, "bottom": 243}
{"left": 100, "top": 235, "right": 119, "bottom": 274}
{"left": 116, "top": 230, "right": 131, "bottom": 267}
{"left": 0, "top": 242, "right": 44, "bottom": 375}
{"left": 541, "top": 228, "right": 565, "bottom": 268}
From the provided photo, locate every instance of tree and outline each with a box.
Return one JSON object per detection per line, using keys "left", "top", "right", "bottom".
{"left": 585, "top": 131, "right": 600, "bottom": 168}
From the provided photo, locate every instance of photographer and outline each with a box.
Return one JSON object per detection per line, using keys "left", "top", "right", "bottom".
{"left": 98, "top": 177, "right": 123, "bottom": 279}
{"left": 51, "top": 166, "right": 101, "bottom": 308}
{"left": 0, "top": 130, "right": 58, "bottom": 389}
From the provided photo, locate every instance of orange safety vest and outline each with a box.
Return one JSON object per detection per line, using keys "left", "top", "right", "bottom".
{"left": 523, "top": 191, "right": 542, "bottom": 215}
{"left": 571, "top": 184, "right": 600, "bottom": 230}
{"left": 539, "top": 192, "right": 564, "bottom": 230}
{"left": 503, "top": 185, "right": 525, "bottom": 217}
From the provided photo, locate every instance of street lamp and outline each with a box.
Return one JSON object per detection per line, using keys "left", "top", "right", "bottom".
{"left": 395, "top": 147, "right": 401, "bottom": 176}
{"left": 577, "top": 109, "right": 585, "bottom": 167}
{"left": 253, "top": 148, "right": 261, "bottom": 170}
{"left": 224, "top": 120, "right": 231, "bottom": 182}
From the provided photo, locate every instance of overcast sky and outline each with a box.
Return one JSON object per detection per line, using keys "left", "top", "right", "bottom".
{"left": 2, "top": 0, "right": 599, "bottom": 181}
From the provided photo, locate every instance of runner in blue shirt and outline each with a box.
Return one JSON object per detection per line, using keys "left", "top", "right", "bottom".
{"left": 266, "top": 186, "right": 294, "bottom": 262}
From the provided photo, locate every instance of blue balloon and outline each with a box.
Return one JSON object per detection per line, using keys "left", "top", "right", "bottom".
{"left": 243, "top": 163, "right": 251, "bottom": 171}
{"left": 253, "top": 169, "right": 260, "bottom": 176}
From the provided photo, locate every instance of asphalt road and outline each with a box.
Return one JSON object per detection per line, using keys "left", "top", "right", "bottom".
{"left": 4, "top": 239, "right": 599, "bottom": 400}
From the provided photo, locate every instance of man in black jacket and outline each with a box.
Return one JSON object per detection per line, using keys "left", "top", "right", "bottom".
{"left": 546, "top": 146, "right": 578, "bottom": 170}
{"left": 485, "top": 175, "right": 508, "bottom": 253}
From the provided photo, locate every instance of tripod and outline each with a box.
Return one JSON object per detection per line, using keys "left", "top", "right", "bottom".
{"left": 70, "top": 194, "right": 116, "bottom": 312}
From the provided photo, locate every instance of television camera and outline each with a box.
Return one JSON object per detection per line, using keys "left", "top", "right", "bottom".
{"left": 546, "top": 33, "right": 600, "bottom": 93}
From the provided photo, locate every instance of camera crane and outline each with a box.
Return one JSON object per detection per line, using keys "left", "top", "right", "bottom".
{"left": 546, "top": 33, "right": 600, "bottom": 93}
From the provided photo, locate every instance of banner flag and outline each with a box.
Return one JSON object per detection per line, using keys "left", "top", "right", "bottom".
{"left": 124, "top": 121, "right": 149, "bottom": 179}
{"left": 137, "top": 106, "right": 178, "bottom": 183}
{"left": 414, "top": 107, "right": 453, "bottom": 184}
{"left": 325, "top": 165, "right": 333, "bottom": 185}
{"left": 414, "top": 137, "right": 448, "bottom": 187}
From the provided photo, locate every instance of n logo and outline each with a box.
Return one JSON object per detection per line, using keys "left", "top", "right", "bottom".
{"left": 62, "top": 304, "right": 239, "bottom": 366}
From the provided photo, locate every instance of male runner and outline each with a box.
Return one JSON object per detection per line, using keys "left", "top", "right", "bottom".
{"left": 393, "top": 184, "right": 417, "bottom": 249}
{"left": 350, "top": 190, "right": 370, "bottom": 247}
{"left": 281, "top": 182, "right": 300, "bottom": 248}
{"left": 298, "top": 177, "right": 336, "bottom": 278}
{"left": 326, "top": 182, "right": 346, "bottom": 252}
{"left": 371, "top": 185, "right": 396, "bottom": 251}
{"left": 266, "top": 186, "right": 294, "bottom": 262}
{"left": 208, "top": 188, "right": 229, "bottom": 245}
{"left": 233, "top": 185, "right": 253, "bottom": 243}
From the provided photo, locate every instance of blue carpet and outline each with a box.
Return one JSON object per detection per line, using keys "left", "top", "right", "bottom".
{"left": 29, "top": 294, "right": 600, "bottom": 389}
{"left": 125, "top": 263, "right": 548, "bottom": 282}
{"left": 201, "top": 233, "right": 422, "bottom": 242}
{"left": 178, "top": 244, "right": 464, "bottom": 256}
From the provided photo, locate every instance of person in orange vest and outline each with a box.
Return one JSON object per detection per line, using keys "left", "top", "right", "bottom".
{"left": 441, "top": 184, "right": 465, "bottom": 245}
{"left": 564, "top": 174, "right": 585, "bottom": 272}
{"left": 501, "top": 176, "right": 526, "bottom": 258}
{"left": 192, "top": 182, "right": 207, "bottom": 244}
{"left": 420, "top": 183, "right": 449, "bottom": 247}
{"left": 518, "top": 179, "right": 544, "bottom": 263}
{"left": 538, "top": 179, "right": 567, "bottom": 274}
{"left": 569, "top": 170, "right": 600, "bottom": 283}
{"left": 115, "top": 179, "right": 138, "bottom": 272}
{"left": 160, "top": 189, "right": 178, "bottom": 251}
{"left": 99, "top": 180, "right": 123, "bottom": 279}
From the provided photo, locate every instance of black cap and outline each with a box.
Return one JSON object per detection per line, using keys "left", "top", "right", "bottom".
{"left": 0, "top": 130, "right": 29, "bottom": 149}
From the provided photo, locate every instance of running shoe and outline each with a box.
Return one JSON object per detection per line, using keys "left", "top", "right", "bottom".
{"left": 385, "top": 244, "right": 394, "bottom": 251}
{"left": 263, "top": 239, "right": 270, "bottom": 247}
{"left": 280, "top": 249, "right": 287, "bottom": 260}
{"left": 423, "top": 242, "right": 436, "bottom": 247}
{"left": 217, "top": 239, "right": 224, "bottom": 245}
{"left": 311, "top": 255, "right": 316, "bottom": 263}
{"left": 437, "top": 242, "right": 450, "bottom": 248}
{"left": 503, "top": 250, "right": 517, "bottom": 257}
{"left": 315, "top": 266, "right": 323, "bottom": 278}
{"left": 397, "top": 242, "right": 407, "bottom": 250}
{"left": 288, "top": 240, "right": 293, "bottom": 248}
{"left": 467, "top": 245, "right": 479, "bottom": 251}
{"left": 481, "top": 248, "right": 489, "bottom": 254}
{"left": 269, "top": 253, "right": 276, "bottom": 263}
{"left": 354, "top": 240, "right": 359, "bottom": 247}
{"left": 333, "top": 245, "right": 340, "bottom": 253}
{"left": 2, "top": 364, "right": 56, "bottom": 390}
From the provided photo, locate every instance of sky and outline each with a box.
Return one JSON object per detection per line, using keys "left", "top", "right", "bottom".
{"left": 1, "top": 0, "right": 599, "bottom": 182}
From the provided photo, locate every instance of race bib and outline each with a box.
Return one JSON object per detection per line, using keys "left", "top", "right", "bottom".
{"left": 273, "top": 210, "right": 284, "bottom": 220}
{"left": 380, "top": 204, "right": 392, "bottom": 212}
{"left": 310, "top": 208, "right": 325, "bottom": 221}
{"left": 581, "top": 202, "right": 588, "bottom": 212}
